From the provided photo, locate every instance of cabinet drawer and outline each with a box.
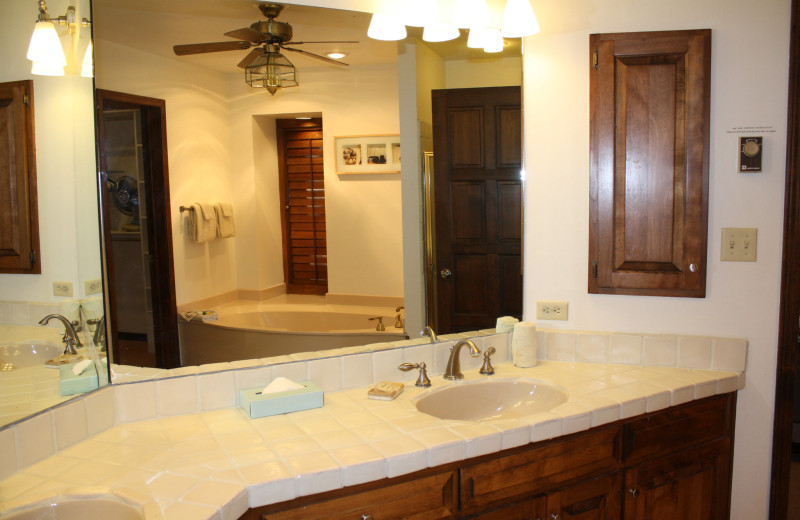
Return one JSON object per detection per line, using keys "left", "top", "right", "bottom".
{"left": 622, "top": 394, "right": 735, "bottom": 465}
{"left": 460, "top": 426, "right": 620, "bottom": 514}
{"left": 260, "top": 471, "right": 457, "bottom": 520}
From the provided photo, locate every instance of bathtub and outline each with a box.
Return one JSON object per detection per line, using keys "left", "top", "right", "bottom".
{"left": 178, "top": 300, "right": 407, "bottom": 366}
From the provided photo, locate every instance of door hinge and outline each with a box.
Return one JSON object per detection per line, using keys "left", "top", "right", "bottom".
{"left": 592, "top": 260, "right": 598, "bottom": 279}
{"left": 30, "top": 249, "right": 37, "bottom": 264}
{"left": 23, "top": 93, "right": 30, "bottom": 105}
{"left": 592, "top": 49, "right": 599, "bottom": 70}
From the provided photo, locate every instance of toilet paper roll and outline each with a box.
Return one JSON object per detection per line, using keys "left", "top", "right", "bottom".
{"left": 81, "top": 296, "right": 104, "bottom": 322}
{"left": 496, "top": 316, "right": 519, "bottom": 334}
{"left": 59, "top": 299, "right": 81, "bottom": 325}
{"left": 511, "top": 321, "right": 538, "bottom": 368}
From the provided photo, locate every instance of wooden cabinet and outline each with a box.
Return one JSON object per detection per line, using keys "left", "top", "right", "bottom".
{"left": 240, "top": 394, "right": 736, "bottom": 520}
{"left": 588, "top": 30, "right": 711, "bottom": 297}
{"left": 0, "top": 80, "right": 40, "bottom": 274}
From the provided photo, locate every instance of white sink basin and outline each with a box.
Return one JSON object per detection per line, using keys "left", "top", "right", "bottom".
{"left": 1, "top": 498, "right": 143, "bottom": 520}
{"left": 415, "top": 379, "right": 568, "bottom": 421}
{"left": 0, "top": 343, "right": 62, "bottom": 368}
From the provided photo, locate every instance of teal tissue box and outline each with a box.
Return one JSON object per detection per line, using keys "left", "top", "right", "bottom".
{"left": 59, "top": 361, "right": 99, "bottom": 396}
{"left": 239, "top": 381, "right": 323, "bottom": 419}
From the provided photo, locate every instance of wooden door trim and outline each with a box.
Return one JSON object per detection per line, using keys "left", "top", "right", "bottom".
{"left": 95, "top": 89, "right": 180, "bottom": 369}
{"left": 770, "top": 0, "right": 800, "bottom": 517}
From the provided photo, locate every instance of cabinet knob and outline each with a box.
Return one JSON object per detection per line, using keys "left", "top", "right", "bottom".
{"left": 628, "top": 488, "right": 640, "bottom": 497}
{"left": 550, "top": 515, "right": 560, "bottom": 520}
{"left": 440, "top": 268, "right": 453, "bottom": 279}
{"left": 689, "top": 263, "right": 698, "bottom": 273}
{"left": 361, "top": 515, "right": 374, "bottom": 520}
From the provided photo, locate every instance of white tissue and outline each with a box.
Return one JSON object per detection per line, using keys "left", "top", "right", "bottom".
{"left": 511, "top": 321, "right": 538, "bottom": 368}
{"left": 72, "top": 359, "right": 93, "bottom": 376}
{"left": 261, "top": 376, "right": 304, "bottom": 394}
{"left": 496, "top": 316, "right": 519, "bottom": 334}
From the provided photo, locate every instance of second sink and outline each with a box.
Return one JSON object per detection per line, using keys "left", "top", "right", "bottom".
{"left": 415, "top": 379, "right": 568, "bottom": 421}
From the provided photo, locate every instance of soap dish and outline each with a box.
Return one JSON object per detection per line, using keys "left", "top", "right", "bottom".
{"left": 239, "top": 381, "right": 323, "bottom": 419}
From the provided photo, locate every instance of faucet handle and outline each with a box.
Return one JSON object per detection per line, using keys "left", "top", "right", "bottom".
{"left": 398, "top": 362, "right": 431, "bottom": 387}
{"left": 480, "top": 347, "right": 496, "bottom": 375}
{"left": 368, "top": 317, "right": 385, "bottom": 331}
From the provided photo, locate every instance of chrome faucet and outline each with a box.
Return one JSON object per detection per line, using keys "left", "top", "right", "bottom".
{"left": 89, "top": 315, "right": 107, "bottom": 352}
{"left": 39, "top": 314, "right": 81, "bottom": 355}
{"left": 444, "top": 339, "right": 481, "bottom": 380}
{"left": 420, "top": 326, "right": 438, "bottom": 343}
{"left": 394, "top": 306, "right": 405, "bottom": 328}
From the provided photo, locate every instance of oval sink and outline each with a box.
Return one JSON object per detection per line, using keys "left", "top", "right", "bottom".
{"left": 0, "top": 342, "right": 62, "bottom": 368}
{"left": 415, "top": 379, "right": 568, "bottom": 421}
{"left": 1, "top": 498, "right": 143, "bottom": 520}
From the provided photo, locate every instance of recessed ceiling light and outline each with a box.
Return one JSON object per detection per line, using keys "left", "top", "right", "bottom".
{"left": 296, "top": 117, "right": 312, "bottom": 120}
{"left": 327, "top": 52, "right": 347, "bottom": 60}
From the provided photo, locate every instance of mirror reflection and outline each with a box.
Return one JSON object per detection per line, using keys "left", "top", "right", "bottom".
{"left": 92, "top": 0, "right": 523, "bottom": 377}
{"left": 0, "top": 0, "right": 106, "bottom": 428}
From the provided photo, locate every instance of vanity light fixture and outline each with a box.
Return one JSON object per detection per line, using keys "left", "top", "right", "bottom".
{"left": 27, "top": 0, "right": 92, "bottom": 77}
{"left": 244, "top": 44, "right": 298, "bottom": 95}
{"left": 367, "top": 0, "right": 539, "bottom": 51}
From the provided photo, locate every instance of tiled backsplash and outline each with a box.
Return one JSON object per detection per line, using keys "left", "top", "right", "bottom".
{"left": 0, "top": 328, "right": 747, "bottom": 480}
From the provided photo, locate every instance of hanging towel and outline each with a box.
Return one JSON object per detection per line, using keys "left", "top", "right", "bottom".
{"left": 214, "top": 202, "right": 236, "bottom": 238}
{"left": 189, "top": 202, "right": 217, "bottom": 243}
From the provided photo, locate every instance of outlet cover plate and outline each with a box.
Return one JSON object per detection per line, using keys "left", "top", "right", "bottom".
{"left": 536, "top": 301, "right": 569, "bottom": 321}
{"left": 53, "top": 281, "right": 73, "bottom": 297}
{"left": 85, "top": 278, "right": 102, "bottom": 295}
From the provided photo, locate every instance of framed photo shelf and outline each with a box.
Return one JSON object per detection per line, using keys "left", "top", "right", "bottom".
{"left": 335, "top": 134, "right": 401, "bottom": 174}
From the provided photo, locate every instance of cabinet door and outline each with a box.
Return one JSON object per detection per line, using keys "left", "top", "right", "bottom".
{"left": 260, "top": 471, "right": 457, "bottom": 520}
{"left": 0, "top": 80, "right": 40, "bottom": 274}
{"left": 547, "top": 472, "right": 622, "bottom": 520}
{"left": 588, "top": 30, "right": 711, "bottom": 297}
{"left": 623, "top": 440, "right": 731, "bottom": 520}
{"left": 466, "top": 495, "right": 547, "bottom": 520}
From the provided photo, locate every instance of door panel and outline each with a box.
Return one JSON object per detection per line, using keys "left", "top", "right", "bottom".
{"left": 432, "top": 86, "right": 522, "bottom": 333}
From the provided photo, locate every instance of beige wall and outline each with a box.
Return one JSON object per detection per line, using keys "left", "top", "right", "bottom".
{"left": 522, "top": 0, "right": 790, "bottom": 518}
{"left": 95, "top": 40, "right": 403, "bottom": 304}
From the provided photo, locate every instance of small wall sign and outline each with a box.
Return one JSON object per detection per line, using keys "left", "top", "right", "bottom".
{"left": 738, "top": 136, "right": 763, "bottom": 172}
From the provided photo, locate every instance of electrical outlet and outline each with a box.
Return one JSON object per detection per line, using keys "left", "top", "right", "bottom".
{"left": 53, "top": 281, "right": 73, "bottom": 297}
{"left": 536, "top": 300, "right": 569, "bottom": 321}
{"left": 85, "top": 278, "right": 102, "bottom": 295}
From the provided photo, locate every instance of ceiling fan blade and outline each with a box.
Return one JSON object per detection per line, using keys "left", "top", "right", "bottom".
{"left": 282, "top": 46, "right": 349, "bottom": 66}
{"left": 224, "top": 28, "right": 268, "bottom": 44}
{"left": 173, "top": 41, "right": 251, "bottom": 56}
{"left": 237, "top": 49, "right": 263, "bottom": 69}
{"left": 284, "top": 41, "right": 359, "bottom": 45}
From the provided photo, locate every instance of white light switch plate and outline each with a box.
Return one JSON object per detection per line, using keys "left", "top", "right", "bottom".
{"left": 721, "top": 228, "right": 757, "bottom": 262}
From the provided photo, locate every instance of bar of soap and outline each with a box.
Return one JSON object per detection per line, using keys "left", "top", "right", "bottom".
{"left": 368, "top": 381, "right": 404, "bottom": 401}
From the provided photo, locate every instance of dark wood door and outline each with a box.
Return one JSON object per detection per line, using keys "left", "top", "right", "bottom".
{"left": 589, "top": 30, "right": 711, "bottom": 297}
{"left": 548, "top": 472, "right": 622, "bottom": 520}
{"left": 431, "top": 86, "right": 522, "bottom": 334}
{"left": 623, "top": 441, "right": 730, "bottom": 520}
{"left": 96, "top": 89, "right": 179, "bottom": 369}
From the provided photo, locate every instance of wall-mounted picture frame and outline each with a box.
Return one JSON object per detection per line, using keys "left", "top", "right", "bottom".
{"left": 335, "top": 134, "right": 401, "bottom": 174}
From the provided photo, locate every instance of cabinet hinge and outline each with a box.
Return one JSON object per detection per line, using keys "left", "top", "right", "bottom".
{"left": 23, "top": 93, "right": 30, "bottom": 106}
{"left": 30, "top": 249, "right": 37, "bottom": 264}
{"left": 592, "top": 49, "right": 599, "bottom": 70}
{"left": 592, "top": 260, "right": 598, "bottom": 279}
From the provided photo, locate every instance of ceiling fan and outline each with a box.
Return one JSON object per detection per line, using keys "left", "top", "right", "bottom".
{"left": 172, "top": 3, "right": 357, "bottom": 94}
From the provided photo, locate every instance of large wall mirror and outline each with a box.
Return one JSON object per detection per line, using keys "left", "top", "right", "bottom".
{"left": 0, "top": 0, "right": 523, "bottom": 429}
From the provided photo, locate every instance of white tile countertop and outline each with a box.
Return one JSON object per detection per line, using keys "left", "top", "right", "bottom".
{"left": 0, "top": 360, "right": 744, "bottom": 520}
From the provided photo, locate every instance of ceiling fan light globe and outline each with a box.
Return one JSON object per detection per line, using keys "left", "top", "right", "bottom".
{"left": 422, "top": 22, "right": 459, "bottom": 43}
{"left": 483, "top": 28, "right": 504, "bottom": 53}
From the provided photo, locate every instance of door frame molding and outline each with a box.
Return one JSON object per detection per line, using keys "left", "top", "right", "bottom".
{"left": 770, "top": 0, "right": 800, "bottom": 516}
{"left": 95, "top": 89, "right": 180, "bottom": 369}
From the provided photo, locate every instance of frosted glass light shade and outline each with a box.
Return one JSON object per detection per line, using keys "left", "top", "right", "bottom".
{"left": 27, "top": 21, "right": 67, "bottom": 68}
{"left": 467, "top": 26, "right": 491, "bottom": 49}
{"left": 453, "top": 0, "right": 491, "bottom": 29}
{"left": 402, "top": 0, "right": 439, "bottom": 27}
{"left": 31, "top": 61, "right": 65, "bottom": 76}
{"left": 423, "top": 22, "right": 459, "bottom": 42}
{"left": 81, "top": 41, "right": 93, "bottom": 78}
{"left": 501, "top": 0, "right": 540, "bottom": 38}
{"left": 367, "top": 13, "right": 407, "bottom": 41}
{"left": 483, "top": 28, "right": 504, "bottom": 53}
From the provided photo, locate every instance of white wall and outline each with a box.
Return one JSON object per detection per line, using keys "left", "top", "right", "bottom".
{"left": 0, "top": 0, "right": 99, "bottom": 305}
{"left": 523, "top": 0, "right": 790, "bottom": 517}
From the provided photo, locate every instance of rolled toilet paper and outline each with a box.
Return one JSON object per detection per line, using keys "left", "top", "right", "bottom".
{"left": 511, "top": 321, "right": 538, "bottom": 368}
{"left": 496, "top": 316, "right": 519, "bottom": 334}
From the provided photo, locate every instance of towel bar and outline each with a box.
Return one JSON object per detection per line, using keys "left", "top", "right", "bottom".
{"left": 179, "top": 206, "right": 195, "bottom": 213}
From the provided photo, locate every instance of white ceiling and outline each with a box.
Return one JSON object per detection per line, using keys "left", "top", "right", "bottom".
{"left": 92, "top": 0, "right": 520, "bottom": 75}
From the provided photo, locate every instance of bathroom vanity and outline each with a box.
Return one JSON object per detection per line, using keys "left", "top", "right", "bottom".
{"left": 240, "top": 393, "right": 734, "bottom": 519}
